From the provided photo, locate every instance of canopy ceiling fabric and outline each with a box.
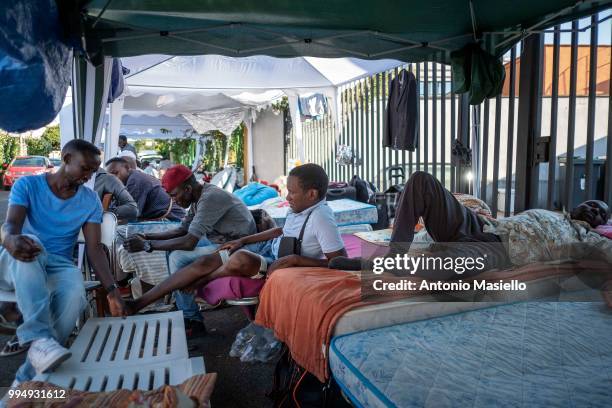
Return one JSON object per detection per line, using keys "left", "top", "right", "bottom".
{"left": 81, "top": 0, "right": 611, "bottom": 63}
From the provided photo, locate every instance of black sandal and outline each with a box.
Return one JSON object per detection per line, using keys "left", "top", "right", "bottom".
{"left": 0, "top": 335, "right": 28, "bottom": 357}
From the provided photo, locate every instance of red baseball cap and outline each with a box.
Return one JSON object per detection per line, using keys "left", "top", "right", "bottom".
{"left": 161, "top": 165, "right": 193, "bottom": 193}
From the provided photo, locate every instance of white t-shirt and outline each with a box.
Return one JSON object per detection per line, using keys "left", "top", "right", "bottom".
{"left": 271, "top": 200, "right": 344, "bottom": 259}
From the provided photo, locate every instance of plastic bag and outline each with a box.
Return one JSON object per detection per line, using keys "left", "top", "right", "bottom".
{"left": 230, "top": 323, "right": 282, "bottom": 363}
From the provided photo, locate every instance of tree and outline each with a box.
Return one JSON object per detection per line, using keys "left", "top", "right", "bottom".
{"left": 25, "top": 125, "right": 60, "bottom": 156}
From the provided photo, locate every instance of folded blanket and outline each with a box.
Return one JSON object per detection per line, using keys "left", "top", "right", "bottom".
{"left": 255, "top": 268, "right": 371, "bottom": 382}
{"left": 256, "top": 262, "right": 612, "bottom": 382}
{"left": 8, "top": 373, "right": 216, "bottom": 408}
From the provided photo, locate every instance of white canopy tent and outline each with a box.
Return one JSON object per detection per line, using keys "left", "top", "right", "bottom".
{"left": 102, "top": 55, "right": 402, "bottom": 175}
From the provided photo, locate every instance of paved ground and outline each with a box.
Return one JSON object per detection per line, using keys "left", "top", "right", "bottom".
{"left": 0, "top": 190, "right": 275, "bottom": 407}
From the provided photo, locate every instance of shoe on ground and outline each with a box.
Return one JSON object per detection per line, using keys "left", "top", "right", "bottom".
{"left": 27, "top": 338, "right": 72, "bottom": 374}
{"left": 184, "top": 319, "right": 207, "bottom": 338}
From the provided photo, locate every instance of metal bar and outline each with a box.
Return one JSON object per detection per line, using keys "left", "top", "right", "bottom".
{"left": 369, "top": 76, "right": 375, "bottom": 184}
{"left": 504, "top": 46, "right": 517, "bottom": 216}
{"left": 360, "top": 80, "right": 366, "bottom": 179}
{"left": 606, "top": 47, "right": 612, "bottom": 207}
{"left": 401, "top": 69, "right": 407, "bottom": 177}
{"left": 101, "top": 23, "right": 236, "bottom": 43}
{"left": 450, "top": 67, "right": 456, "bottom": 192}
{"left": 169, "top": 34, "right": 239, "bottom": 54}
{"left": 485, "top": 15, "right": 611, "bottom": 35}
{"left": 407, "top": 64, "right": 414, "bottom": 176}
{"left": 492, "top": 94, "right": 502, "bottom": 218}
{"left": 416, "top": 63, "right": 422, "bottom": 173}
{"left": 381, "top": 71, "right": 388, "bottom": 190}
{"left": 515, "top": 34, "right": 544, "bottom": 213}
{"left": 495, "top": 0, "right": 596, "bottom": 49}
{"left": 458, "top": 94, "right": 470, "bottom": 194}
{"left": 440, "top": 63, "right": 446, "bottom": 187}
{"left": 480, "top": 99, "right": 490, "bottom": 202}
{"left": 564, "top": 21, "right": 579, "bottom": 211}
{"left": 432, "top": 61, "right": 438, "bottom": 179}
{"left": 394, "top": 67, "right": 400, "bottom": 172}
{"left": 584, "top": 14, "right": 598, "bottom": 199}
{"left": 547, "top": 26, "right": 561, "bottom": 210}
{"left": 424, "top": 62, "right": 429, "bottom": 174}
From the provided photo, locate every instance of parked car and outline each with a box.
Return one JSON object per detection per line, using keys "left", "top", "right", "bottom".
{"left": 2, "top": 156, "right": 54, "bottom": 190}
{"left": 49, "top": 158, "right": 62, "bottom": 173}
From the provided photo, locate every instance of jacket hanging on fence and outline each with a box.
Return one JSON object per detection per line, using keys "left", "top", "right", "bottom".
{"left": 384, "top": 69, "right": 418, "bottom": 151}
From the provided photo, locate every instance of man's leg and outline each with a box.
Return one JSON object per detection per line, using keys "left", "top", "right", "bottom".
{"left": 168, "top": 245, "right": 218, "bottom": 322}
{"left": 391, "top": 171, "right": 483, "bottom": 244}
{"left": 130, "top": 252, "right": 224, "bottom": 313}
{"left": 46, "top": 255, "right": 86, "bottom": 344}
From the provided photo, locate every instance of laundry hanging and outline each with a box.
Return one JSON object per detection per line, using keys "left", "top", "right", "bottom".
{"left": 384, "top": 69, "right": 418, "bottom": 152}
{"left": 451, "top": 43, "right": 506, "bottom": 105}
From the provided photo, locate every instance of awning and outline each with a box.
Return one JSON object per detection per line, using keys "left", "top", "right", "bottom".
{"left": 80, "top": 0, "right": 611, "bottom": 62}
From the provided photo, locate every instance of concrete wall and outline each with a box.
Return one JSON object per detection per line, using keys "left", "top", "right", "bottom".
{"left": 252, "top": 107, "right": 285, "bottom": 183}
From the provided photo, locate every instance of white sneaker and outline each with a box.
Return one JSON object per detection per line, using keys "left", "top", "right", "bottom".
{"left": 27, "top": 338, "right": 71, "bottom": 374}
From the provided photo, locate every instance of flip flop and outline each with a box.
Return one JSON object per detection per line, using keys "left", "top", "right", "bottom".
{"left": 0, "top": 335, "right": 28, "bottom": 357}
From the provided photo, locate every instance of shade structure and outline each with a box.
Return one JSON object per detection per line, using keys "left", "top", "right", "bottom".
{"left": 81, "top": 0, "right": 610, "bottom": 62}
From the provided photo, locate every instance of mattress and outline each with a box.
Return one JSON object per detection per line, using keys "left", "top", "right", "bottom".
{"left": 330, "top": 300, "right": 612, "bottom": 408}
{"left": 332, "top": 272, "right": 596, "bottom": 336}
{"left": 252, "top": 198, "right": 378, "bottom": 227}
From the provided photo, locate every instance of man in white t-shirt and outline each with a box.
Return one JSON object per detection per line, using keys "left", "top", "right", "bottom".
{"left": 125, "top": 163, "right": 346, "bottom": 314}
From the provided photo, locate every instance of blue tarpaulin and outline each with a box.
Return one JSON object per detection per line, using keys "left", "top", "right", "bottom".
{"left": 0, "top": 0, "right": 72, "bottom": 133}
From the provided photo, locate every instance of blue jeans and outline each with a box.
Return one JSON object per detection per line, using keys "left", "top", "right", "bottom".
{"left": 167, "top": 240, "right": 219, "bottom": 321}
{"left": 0, "top": 234, "right": 86, "bottom": 382}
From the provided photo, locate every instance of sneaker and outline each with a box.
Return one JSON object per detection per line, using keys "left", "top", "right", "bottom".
{"left": 27, "top": 338, "right": 72, "bottom": 374}
{"left": 184, "top": 319, "right": 207, "bottom": 338}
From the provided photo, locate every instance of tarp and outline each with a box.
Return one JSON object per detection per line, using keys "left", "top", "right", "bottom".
{"left": 81, "top": 0, "right": 611, "bottom": 62}
{"left": 0, "top": 0, "right": 72, "bottom": 133}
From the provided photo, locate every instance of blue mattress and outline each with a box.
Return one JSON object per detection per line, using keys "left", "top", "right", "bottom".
{"left": 330, "top": 301, "right": 612, "bottom": 408}
{"left": 262, "top": 199, "right": 378, "bottom": 227}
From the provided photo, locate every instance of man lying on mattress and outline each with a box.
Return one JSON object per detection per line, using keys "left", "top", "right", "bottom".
{"left": 331, "top": 171, "right": 612, "bottom": 277}
{"left": 124, "top": 163, "right": 347, "bottom": 314}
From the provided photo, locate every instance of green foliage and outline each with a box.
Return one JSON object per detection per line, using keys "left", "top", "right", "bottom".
{"left": 131, "top": 124, "right": 244, "bottom": 172}
{"left": 0, "top": 132, "right": 19, "bottom": 165}
{"left": 271, "top": 96, "right": 289, "bottom": 114}
{"left": 25, "top": 125, "right": 60, "bottom": 157}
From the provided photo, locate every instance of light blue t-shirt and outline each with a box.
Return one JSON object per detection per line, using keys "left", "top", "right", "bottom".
{"left": 271, "top": 200, "right": 344, "bottom": 260}
{"left": 8, "top": 175, "right": 103, "bottom": 260}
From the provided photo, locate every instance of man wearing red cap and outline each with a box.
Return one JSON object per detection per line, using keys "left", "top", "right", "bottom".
{"left": 124, "top": 164, "right": 256, "bottom": 332}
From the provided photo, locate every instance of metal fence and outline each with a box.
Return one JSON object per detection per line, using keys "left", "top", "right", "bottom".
{"left": 287, "top": 11, "right": 611, "bottom": 217}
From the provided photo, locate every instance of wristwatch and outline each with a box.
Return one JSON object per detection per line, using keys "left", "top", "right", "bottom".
{"left": 105, "top": 283, "right": 119, "bottom": 293}
{"left": 143, "top": 240, "right": 153, "bottom": 253}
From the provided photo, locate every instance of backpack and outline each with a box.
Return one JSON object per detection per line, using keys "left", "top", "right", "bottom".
{"left": 269, "top": 347, "right": 352, "bottom": 407}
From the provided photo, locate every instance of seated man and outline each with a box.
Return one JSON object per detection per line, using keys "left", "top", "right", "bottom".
{"left": 331, "top": 171, "right": 612, "bottom": 276}
{"left": 142, "top": 160, "right": 159, "bottom": 179}
{"left": 124, "top": 164, "right": 347, "bottom": 315}
{"left": 0, "top": 140, "right": 126, "bottom": 387}
{"left": 122, "top": 165, "right": 258, "bottom": 331}
{"left": 106, "top": 157, "right": 185, "bottom": 221}
{"left": 91, "top": 167, "right": 139, "bottom": 222}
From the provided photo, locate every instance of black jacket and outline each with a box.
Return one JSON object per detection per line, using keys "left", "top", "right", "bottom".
{"left": 384, "top": 69, "right": 418, "bottom": 151}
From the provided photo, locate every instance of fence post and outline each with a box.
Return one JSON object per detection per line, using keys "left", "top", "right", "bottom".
{"left": 515, "top": 34, "right": 544, "bottom": 213}
{"left": 456, "top": 93, "right": 470, "bottom": 193}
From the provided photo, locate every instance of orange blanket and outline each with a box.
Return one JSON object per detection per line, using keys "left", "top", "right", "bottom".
{"left": 255, "top": 267, "right": 371, "bottom": 382}
{"left": 255, "top": 262, "right": 612, "bottom": 382}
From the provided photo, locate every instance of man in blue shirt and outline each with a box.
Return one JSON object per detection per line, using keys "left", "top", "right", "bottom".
{"left": 0, "top": 139, "right": 126, "bottom": 387}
